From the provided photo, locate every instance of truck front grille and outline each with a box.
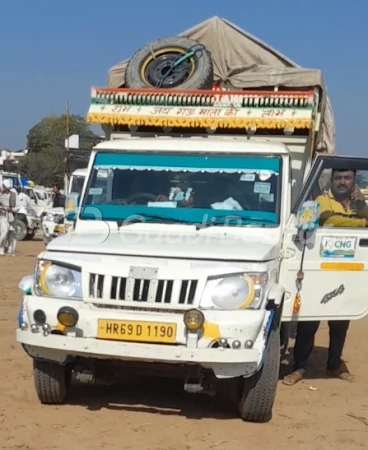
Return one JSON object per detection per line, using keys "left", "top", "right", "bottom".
{"left": 89, "top": 273, "right": 198, "bottom": 306}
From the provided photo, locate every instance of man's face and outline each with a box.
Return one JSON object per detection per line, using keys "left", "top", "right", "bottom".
{"left": 331, "top": 170, "right": 355, "bottom": 198}
{"left": 1, "top": 184, "right": 8, "bottom": 193}
{"left": 52, "top": 186, "right": 59, "bottom": 194}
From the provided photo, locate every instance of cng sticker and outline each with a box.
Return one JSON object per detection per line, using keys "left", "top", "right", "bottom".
{"left": 320, "top": 236, "right": 357, "bottom": 259}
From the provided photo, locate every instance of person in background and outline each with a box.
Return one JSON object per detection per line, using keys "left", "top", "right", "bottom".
{"left": 17, "top": 187, "right": 31, "bottom": 208}
{"left": 0, "top": 180, "right": 19, "bottom": 256}
{"left": 7, "top": 183, "right": 20, "bottom": 255}
{"left": 52, "top": 184, "right": 65, "bottom": 208}
{"left": 283, "top": 168, "right": 366, "bottom": 386}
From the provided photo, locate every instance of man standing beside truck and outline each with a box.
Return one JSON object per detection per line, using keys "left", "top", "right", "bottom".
{"left": 0, "top": 179, "right": 19, "bottom": 256}
{"left": 17, "top": 187, "right": 31, "bottom": 208}
{"left": 283, "top": 168, "right": 368, "bottom": 386}
{"left": 52, "top": 184, "right": 65, "bottom": 208}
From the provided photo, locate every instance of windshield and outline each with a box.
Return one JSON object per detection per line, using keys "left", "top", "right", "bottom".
{"left": 3, "top": 176, "right": 19, "bottom": 188}
{"left": 26, "top": 189, "right": 36, "bottom": 201}
{"left": 70, "top": 175, "right": 85, "bottom": 194}
{"left": 80, "top": 152, "right": 281, "bottom": 227}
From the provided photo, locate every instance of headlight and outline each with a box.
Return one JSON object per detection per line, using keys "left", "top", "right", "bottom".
{"left": 35, "top": 260, "right": 82, "bottom": 299}
{"left": 200, "top": 272, "right": 268, "bottom": 310}
{"left": 44, "top": 213, "right": 64, "bottom": 224}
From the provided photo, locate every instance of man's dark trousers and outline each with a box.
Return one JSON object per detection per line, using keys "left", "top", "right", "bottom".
{"left": 293, "top": 320, "right": 350, "bottom": 374}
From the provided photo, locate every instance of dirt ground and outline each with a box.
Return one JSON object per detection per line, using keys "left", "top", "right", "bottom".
{"left": 1, "top": 240, "right": 368, "bottom": 450}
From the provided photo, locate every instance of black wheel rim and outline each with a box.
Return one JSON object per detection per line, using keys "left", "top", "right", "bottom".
{"left": 144, "top": 53, "right": 193, "bottom": 88}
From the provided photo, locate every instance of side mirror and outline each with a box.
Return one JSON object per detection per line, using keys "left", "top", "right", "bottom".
{"left": 65, "top": 193, "right": 80, "bottom": 221}
{"left": 18, "top": 275, "right": 34, "bottom": 295}
{"left": 296, "top": 200, "right": 320, "bottom": 232}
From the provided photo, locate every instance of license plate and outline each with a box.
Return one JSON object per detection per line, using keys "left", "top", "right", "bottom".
{"left": 97, "top": 320, "right": 177, "bottom": 343}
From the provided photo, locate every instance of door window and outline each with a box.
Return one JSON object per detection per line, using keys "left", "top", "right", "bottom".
{"left": 305, "top": 167, "right": 368, "bottom": 229}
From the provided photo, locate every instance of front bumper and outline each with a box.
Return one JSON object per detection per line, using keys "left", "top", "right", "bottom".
{"left": 29, "top": 217, "right": 41, "bottom": 231}
{"left": 17, "top": 295, "right": 268, "bottom": 378}
{"left": 42, "top": 224, "right": 65, "bottom": 244}
{"left": 42, "top": 221, "right": 55, "bottom": 238}
{"left": 17, "top": 330, "right": 260, "bottom": 377}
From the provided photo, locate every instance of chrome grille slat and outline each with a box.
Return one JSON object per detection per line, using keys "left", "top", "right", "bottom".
{"left": 103, "top": 275, "right": 112, "bottom": 301}
{"left": 125, "top": 277, "right": 134, "bottom": 301}
{"left": 147, "top": 278, "right": 158, "bottom": 303}
{"left": 89, "top": 273, "right": 198, "bottom": 306}
{"left": 116, "top": 277, "right": 121, "bottom": 300}
{"left": 92, "top": 274, "right": 104, "bottom": 299}
{"left": 171, "top": 280, "right": 182, "bottom": 306}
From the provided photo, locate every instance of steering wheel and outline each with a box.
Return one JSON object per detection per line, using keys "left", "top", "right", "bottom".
{"left": 122, "top": 193, "right": 158, "bottom": 205}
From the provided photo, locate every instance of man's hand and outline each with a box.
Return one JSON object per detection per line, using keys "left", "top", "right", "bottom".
{"left": 351, "top": 186, "right": 367, "bottom": 210}
{"left": 351, "top": 186, "right": 365, "bottom": 203}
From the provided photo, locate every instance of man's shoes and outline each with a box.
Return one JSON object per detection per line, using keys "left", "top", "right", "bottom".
{"left": 327, "top": 362, "right": 354, "bottom": 381}
{"left": 327, "top": 368, "right": 354, "bottom": 381}
{"left": 282, "top": 371, "right": 303, "bottom": 386}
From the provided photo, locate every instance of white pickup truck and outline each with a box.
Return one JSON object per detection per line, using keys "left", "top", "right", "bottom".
{"left": 16, "top": 76, "right": 368, "bottom": 422}
{"left": 42, "top": 168, "right": 87, "bottom": 244}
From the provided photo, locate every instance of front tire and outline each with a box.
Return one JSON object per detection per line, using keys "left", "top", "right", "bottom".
{"left": 33, "top": 360, "right": 71, "bottom": 404}
{"left": 238, "top": 314, "right": 280, "bottom": 422}
{"left": 15, "top": 219, "right": 28, "bottom": 241}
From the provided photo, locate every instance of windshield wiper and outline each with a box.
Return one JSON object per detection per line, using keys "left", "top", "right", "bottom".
{"left": 116, "top": 214, "right": 195, "bottom": 228}
{"left": 196, "top": 215, "right": 277, "bottom": 230}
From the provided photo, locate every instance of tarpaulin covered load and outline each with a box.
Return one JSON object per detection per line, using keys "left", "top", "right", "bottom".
{"left": 108, "top": 16, "right": 334, "bottom": 155}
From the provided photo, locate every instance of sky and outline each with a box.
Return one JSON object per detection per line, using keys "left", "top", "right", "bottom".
{"left": 1, "top": 0, "right": 367, "bottom": 155}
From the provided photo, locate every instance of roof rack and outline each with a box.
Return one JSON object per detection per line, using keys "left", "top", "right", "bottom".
{"left": 87, "top": 87, "right": 318, "bottom": 131}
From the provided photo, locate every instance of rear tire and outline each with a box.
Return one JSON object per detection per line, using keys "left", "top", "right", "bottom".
{"left": 238, "top": 314, "right": 280, "bottom": 422}
{"left": 125, "top": 37, "right": 214, "bottom": 90}
{"left": 33, "top": 360, "right": 71, "bottom": 404}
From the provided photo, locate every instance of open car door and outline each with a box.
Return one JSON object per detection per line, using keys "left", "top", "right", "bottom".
{"left": 280, "top": 155, "right": 368, "bottom": 321}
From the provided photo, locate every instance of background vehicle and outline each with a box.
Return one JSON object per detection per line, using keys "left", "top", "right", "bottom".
{"left": 0, "top": 170, "right": 22, "bottom": 189}
{"left": 24, "top": 186, "right": 48, "bottom": 218}
{"left": 41, "top": 207, "right": 65, "bottom": 244}
{"left": 33, "top": 186, "right": 53, "bottom": 207}
{"left": 15, "top": 205, "right": 40, "bottom": 241}
{"left": 42, "top": 168, "right": 88, "bottom": 244}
